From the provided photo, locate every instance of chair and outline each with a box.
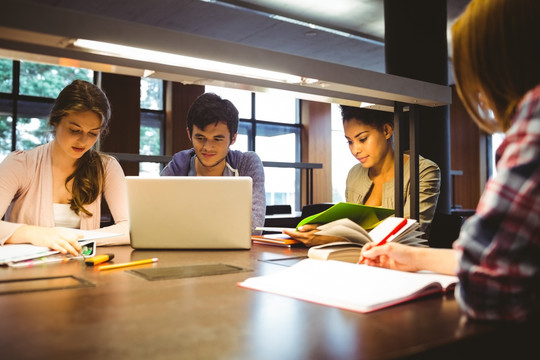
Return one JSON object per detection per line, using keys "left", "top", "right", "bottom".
{"left": 428, "top": 212, "right": 465, "bottom": 248}
{"left": 265, "top": 205, "right": 292, "bottom": 215}
{"left": 300, "top": 203, "right": 335, "bottom": 220}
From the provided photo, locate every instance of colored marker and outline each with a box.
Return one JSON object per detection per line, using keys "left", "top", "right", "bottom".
{"left": 85, "top": 253, "right": 115, "bottom": 266}
{"left": 98, "top": 258, "right": 158, "bottom": 271}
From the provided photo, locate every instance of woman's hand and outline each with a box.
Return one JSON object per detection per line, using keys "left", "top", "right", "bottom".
{"left": 360, "top": 242, "right": 421, "bottom": 272}
{"left": 7, "top": 225, "right": 83, "bottom": 256}
{"left": 360, "top": 243, "right": 458, "bottom": 275}
{"left": 283, "top": 224, "right": 344, "bottom": 247}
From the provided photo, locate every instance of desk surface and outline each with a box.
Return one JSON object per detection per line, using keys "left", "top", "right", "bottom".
{"left": 0, "top": 244, "right": 535, "bottom": 359}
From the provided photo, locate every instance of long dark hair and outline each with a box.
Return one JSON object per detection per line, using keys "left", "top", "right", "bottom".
{"left": 49, "top": 80, "right": 111, "bottom": 216}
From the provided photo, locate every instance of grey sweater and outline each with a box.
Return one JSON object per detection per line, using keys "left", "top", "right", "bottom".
{"left": 161, "top": 148, "right": 266, "bottom": 233}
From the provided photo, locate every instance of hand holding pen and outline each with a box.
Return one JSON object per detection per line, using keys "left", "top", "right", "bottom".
{"left": 358, "top": 218, "right": 408, "bottom": 264}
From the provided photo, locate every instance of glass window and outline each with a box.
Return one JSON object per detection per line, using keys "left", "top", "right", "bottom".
{"left": 256, "top": 123, "right": 300, "bottom": 209}
{"left": 0, "top": 98, "right": 14, "bottom": 156}
{"left": 140, "top": 78, "right": 163, "bottom": 110}
{"left": 255, "top": 123, "right": 299, "bottom": 162}
{"left": 331, "top": 104, "right": 358, "bottom": 202}
{"left": 205, "top": 85, "right": 252, "bottom": 119}
{"left": 139, "top": 111, "right": 164, "bottom": 176}
{"left": 19, "top": 61, "right": 93, "bottom": 98}
{"left": 0, "top": 115, "right": 13, "bottom": 162}
{"left": 255, "top": 91, "right": 297, "bottom": 123}
{"left": 15, "top": 99, "right": 54, "bottom": 151}
{"left": 205, "top": 84, "right": 302, "bottom": 210}
{"left": 16, "top": 116, "right": 52, "bottom": 150}
{"left": 0, "top": 58, "right": 12, "bottom": 93}
{"left": 265, "top": 168, "right": 300, "bottom": 209}
{"left": 230, "top": 122, "right": 252, "bottom": 152}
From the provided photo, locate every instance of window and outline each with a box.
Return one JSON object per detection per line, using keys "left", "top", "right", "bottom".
{"left": 0, "top": 114, "right": 12, "bottom": 160}
{"left": 0, "top": 58, "right": 12, "bottom": 93}
{"left": 0, "top": 59, "right": 165, "bottom": 177}
{"left": 331, "top": 103, "right": 358, "bottom": 202}
{"left": 139, "top": 77, "right": 165, "bottom": 176}
{"left": 0, "top": 58, "right": 94, "bottom": 162}
{"left": 19, "top": 61, "right": 93, "bottom": 97}
{"left": 206, "top": 85, "right": 302, "bottom": 211}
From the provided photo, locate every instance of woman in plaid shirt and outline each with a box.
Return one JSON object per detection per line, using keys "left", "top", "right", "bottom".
{"left": 361, "top": 0, "right": 540, "bottom": 322}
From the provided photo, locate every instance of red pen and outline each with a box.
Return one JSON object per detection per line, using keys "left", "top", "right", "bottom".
{"left": 358, "top": 217, "right": 408, "bottom": 264}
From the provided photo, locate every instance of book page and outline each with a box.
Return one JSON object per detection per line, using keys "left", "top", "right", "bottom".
{"left": 315, "top": 218, "right": 372, "bottom": 244}
{"left": 368, "top": 218, "right": 419, "bottom": 244}
{"left": 238, "top": 259, "right": 458, "bottom": 313}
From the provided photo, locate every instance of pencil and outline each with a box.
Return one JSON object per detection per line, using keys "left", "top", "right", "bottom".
{"left": 98, "top": 258, "right": 158, "bottom": 271}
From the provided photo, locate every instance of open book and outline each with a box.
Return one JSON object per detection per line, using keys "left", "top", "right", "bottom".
{"left": 238, "top": 259, "right": 458, "bottom": 313}
{"left": 307, "top": 217, "right": 425, "bottom": 263}
{"left": 253, "top": 202, "right": 395, "bottom": 248}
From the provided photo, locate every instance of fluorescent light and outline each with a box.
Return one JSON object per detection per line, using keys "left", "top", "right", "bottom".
{"left": 72, "top": 39, "right": 318, "bottom": 85}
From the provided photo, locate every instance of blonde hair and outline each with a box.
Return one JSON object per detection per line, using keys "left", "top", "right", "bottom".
{"left": 452, "top": 0, "right": 540, "bottom": 133}
{"left": 49, "top": 80, "right": 111, "bottom": 216}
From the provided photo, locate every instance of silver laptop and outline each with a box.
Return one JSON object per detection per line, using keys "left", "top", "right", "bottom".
{"left": 126, "top": 176, "right": 252, "bottom": 249}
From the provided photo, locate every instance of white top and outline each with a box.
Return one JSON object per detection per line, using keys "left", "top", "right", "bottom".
{"left": 53, "top": 203, "right": 81, "bottom": 229}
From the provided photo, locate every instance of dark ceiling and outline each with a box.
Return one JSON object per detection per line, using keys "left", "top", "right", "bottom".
{"left": 14, "top": 0, "right": 471, "bottom": 74}
{"left": 0, "top": 0, "right": 462, "bottom": 107}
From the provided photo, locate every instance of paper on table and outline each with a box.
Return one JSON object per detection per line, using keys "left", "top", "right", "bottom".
{"left": 238, "top": 259, "right": 458, "bottom": 313}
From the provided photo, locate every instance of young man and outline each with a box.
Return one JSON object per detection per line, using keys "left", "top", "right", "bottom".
{"left": 161, "top": 92, "right": 266, "bottom": 234}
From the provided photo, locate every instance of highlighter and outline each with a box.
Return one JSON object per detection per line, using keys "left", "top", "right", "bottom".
{"left": 85, "top": 253, "right": 115, "bottom": 266}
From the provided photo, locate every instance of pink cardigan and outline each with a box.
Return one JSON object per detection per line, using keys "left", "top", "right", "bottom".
{"left": 0, "top": 142, "right": 130, "bottom": 245}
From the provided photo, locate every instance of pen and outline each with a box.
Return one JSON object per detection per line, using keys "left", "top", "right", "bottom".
{"left": 358, "top": 218, "right": 408, "bottom": 264}
{"left": 85, "top": 253, "right": 115, "bottom": 266}
{"left": 98, "top": 258, "right": 159, "bottom": 271}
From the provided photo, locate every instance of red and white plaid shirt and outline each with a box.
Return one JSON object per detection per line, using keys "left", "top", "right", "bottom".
{"left": 455, "top": 84, "right": 540, "bottom": 322}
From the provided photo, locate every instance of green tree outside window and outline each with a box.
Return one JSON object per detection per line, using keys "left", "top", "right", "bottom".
{"left": 19, "top": 61, "right": 93, "bottom": 98}
{"left": 0, "top": 59, "right": 12, "bottom": 93}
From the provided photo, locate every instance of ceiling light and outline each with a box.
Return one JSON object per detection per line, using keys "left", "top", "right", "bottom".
{"left": 71, "top": 39, "right": 318, "bottom": 85}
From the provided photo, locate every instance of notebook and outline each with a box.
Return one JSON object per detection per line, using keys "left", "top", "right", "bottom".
{"left": 126, "top": 176, "right": 253, "bottom": 249}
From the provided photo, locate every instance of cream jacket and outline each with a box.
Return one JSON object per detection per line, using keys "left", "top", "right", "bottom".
{"left": 0, "top": 142, "right": 129, "bottom": 245}
{"left": 345, "top": 156, "right": 441, "bottom": 231}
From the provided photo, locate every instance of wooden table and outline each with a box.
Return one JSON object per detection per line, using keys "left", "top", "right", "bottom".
{"left": 0, "top": 244, "right": 536, "bottom": 359}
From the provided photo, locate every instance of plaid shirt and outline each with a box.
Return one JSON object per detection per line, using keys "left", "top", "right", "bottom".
{"left": 454, "top": 84, "right": 540, "bottom": 322}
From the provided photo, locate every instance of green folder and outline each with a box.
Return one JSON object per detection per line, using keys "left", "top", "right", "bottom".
{"left": 297, "top": 202, "right": 395, "bottom": 230}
